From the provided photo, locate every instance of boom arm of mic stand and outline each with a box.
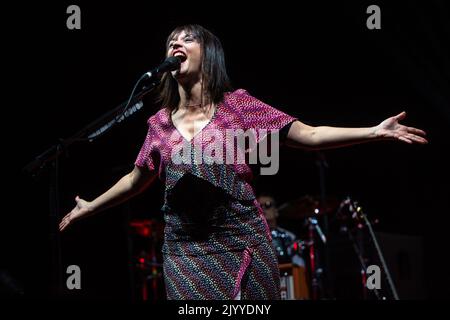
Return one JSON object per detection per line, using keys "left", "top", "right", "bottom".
{"left": 22, "top": 82, "right": 157, "bottom": 176}
{"left": 21, "top": 77, "right": 158, "bottom": 296}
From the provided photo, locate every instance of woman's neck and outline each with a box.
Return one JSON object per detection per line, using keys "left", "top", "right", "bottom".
{"left": 177, "top": 80, "right": 209, "bottom": 110}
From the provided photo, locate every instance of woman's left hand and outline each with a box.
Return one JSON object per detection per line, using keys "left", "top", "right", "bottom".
{"left": 374, "top": 111, "right": 428, "bottom": 144}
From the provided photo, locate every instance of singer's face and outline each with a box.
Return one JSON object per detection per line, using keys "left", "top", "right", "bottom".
{"left": 167, "top": 30, "right": 202, "bottom": 81}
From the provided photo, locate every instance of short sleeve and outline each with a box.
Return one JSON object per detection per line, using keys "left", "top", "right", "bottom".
{"left": 230, "top": 89, "right": 297, "bottom": 144}
{"left": 279, "top": 121, "right": 294, "bottom": 144}
{"left": 135, "top": 124, "right": 159, "bottom": 173}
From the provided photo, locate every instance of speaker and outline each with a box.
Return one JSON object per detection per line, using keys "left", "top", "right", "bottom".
{"left": 375, "top": 232, "right": 426, "bottom": 299}
{"left": 327, "top": 231, "right": 425, "bottom": 299}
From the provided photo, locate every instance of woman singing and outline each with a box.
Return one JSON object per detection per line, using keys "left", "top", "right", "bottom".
{"left": 59, "top": 24, "right": 427, "bottom": 300}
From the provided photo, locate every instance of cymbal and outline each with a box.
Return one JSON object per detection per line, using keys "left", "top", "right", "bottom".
{"left": 277, "top": 195, "right": 339, "bottom": 219}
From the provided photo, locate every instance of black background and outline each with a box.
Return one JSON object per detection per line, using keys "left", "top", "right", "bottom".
{"left": 2, "top": 1, "right": 449, "bottom": 300}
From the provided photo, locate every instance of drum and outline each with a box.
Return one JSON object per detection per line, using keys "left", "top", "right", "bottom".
{"left": 271, "top": 228, "right": 310, "bottom": 299}
{"left": 271, "top": 228, "right": 294, "bottom": 263}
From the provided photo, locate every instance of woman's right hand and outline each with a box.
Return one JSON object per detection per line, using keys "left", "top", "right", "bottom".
{"left": 59, "top": 196, "right": 94, "bottom": 232}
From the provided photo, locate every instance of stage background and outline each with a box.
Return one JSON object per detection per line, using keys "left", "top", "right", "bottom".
{"left": 2, "top": 1, "right": 449, "bottom": 299}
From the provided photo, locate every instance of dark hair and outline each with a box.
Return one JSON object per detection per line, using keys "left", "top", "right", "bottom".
{"left": 157, "top": 24, "right": 232, "bottom": 111}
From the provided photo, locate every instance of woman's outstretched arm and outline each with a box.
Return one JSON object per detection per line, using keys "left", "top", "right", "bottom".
{"left": 59, "top": 165, "right": 156, "bottom": 231}
{"left": 285, "top": 111, "right": 428, "bottom": 150}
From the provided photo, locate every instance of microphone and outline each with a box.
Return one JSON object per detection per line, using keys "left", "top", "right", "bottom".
{"left": 143, "top": 56, "right": 181, "bottom": 79}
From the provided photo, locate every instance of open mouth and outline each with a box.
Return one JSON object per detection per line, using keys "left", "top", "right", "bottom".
{"left": 173, "top": 51, "right": 187, "bottom": 62}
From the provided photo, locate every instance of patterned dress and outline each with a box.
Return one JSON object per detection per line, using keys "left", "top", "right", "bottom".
{"left": 135, "top": 89, "right": 296, "bottom": 299}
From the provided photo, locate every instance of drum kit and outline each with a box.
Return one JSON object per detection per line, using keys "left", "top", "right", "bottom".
{"left": 128, "top": 195, "right": 397, "bottom": 300}
{"left": 129, "top": 219, "right": 165, "bottom": 301}
{"left": 271, "top": 195, "right": 398, "bottom": 300}
{"left": 271, "top": 195, "right": 337, "bottom": 300}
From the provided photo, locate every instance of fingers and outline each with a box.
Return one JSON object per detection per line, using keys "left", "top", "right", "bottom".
{"left": 398, "top": 136, "right": 413, "bottom": 144}
{"left": 59, "top": 212, "right": 72, "bottom": 232}
{"left": 407, "top": 126, "right": 427, "bottom": 137}
{"left": 407, "top": 134, "right": 428, "bottom": 144}
{"left": 59, "top": 218, "right": 68, "bottom": 231}
{"left": 394, "top": 111, "right": 407, "bottom": 121}
{"left": 60, "top": 196, "right": 82, "bottom": 232}
{"left": 394, "top": 114, "right": 428, "bottom": 142}
{"left": 398, "top": 133, "right": 428, "bottom": 144}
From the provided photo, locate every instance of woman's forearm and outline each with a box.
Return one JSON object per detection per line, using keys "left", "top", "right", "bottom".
{"left": 88, "top": 174, "right": 135, "bottom": 214}
{"left": 89, "top": 168, "right": 154, "bottom": 214}
{"left": 308, "top": 125, "right": 379, "bottom": 149}
{"left": 286, "top": 121, "right": 381, "bottom": 150}
{"left": 59, "top": 166, "right": 155, "bottom": 231}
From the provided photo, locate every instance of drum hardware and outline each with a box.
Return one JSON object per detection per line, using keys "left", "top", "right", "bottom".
{"left": 277, "top": 195, "right": 339, "bottom": 220}
{"left": 308, "top": 217, "right": 327, "bottom": 244}
{"left": 130, "top": 218, "right": 164, "bottom": 301}
{"left": 276, "top": 196, "right": 334, "bottom": 300}
{"left": 304, "top": 216, "right": 326, "bottom": 300}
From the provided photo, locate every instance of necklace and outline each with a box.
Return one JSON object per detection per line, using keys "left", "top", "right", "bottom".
{"left": 184, "top": 103, "right": 202, "bottom": 108}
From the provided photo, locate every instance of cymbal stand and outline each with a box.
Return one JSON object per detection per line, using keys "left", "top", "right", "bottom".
{"left": 149, "top": 228, "right": 160, "bottom": 301}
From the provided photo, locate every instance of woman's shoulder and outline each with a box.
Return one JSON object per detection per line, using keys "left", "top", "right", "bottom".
{"left": 146, "top": 107, "right": 171, "bottom": 126}
{"left": 223, "top": 88, "right": 256, "bottom": 107}
{"left": 225, "top": 88, "right": 251, "bottom": 99}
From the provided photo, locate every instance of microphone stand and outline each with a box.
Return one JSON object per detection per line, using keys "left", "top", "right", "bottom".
{"left": 23, "top": 79, "right": 159, "bottom": 296}
{"left": 349, "top": 200, "right": 399, "bottom": 300}
{"left": 341, "top": 225, "right": 382, "bottom": 300}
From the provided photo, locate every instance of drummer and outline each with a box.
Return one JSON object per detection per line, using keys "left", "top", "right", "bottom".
{"left": 257, "top": 192, "right": 305, "bottom": 267}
